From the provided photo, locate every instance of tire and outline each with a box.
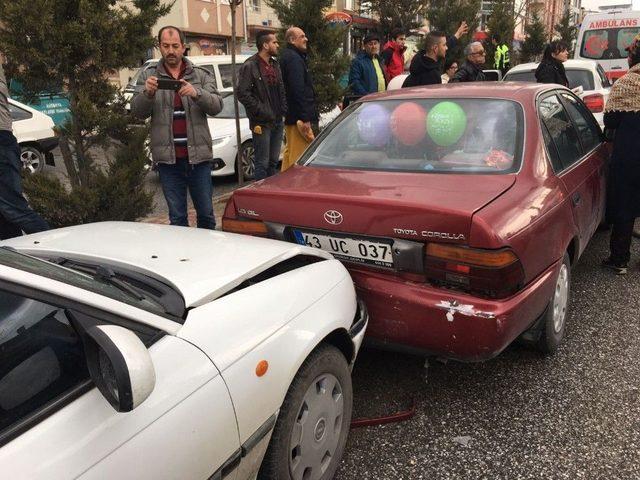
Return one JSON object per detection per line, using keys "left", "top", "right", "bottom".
{"left": 237, "top": 140, "right": 255, "bottom": 181}
{"left": 20, "top": 145, "right": 45, "bottom": 174}
{"left": 258, "top": 344, "right": 353, "bottom": 480}
{"left": 537, "top": 253, "right": 571, "bottom": 354}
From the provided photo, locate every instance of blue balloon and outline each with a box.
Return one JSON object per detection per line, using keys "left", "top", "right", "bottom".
{"left": 357, "top": 104, "right": 391, "bottom": 147}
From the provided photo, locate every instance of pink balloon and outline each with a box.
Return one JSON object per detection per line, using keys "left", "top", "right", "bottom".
{"left": 391, "top": 102, "right": 427, "bottom": 146}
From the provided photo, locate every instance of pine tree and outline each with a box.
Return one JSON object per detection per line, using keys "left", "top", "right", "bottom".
{"left": 520, "top": 11, "right": 547, "bottom": 63}
{"left": 427, "top": 0, "right": 482, "bottom": 62}
{"left": 364, "top": 0, "right": 428, "bottom": 37}
{"left": 555, "top": 9, "right": 578, "bottom": 48}
{"left": 266, "top": 0, "right": 350, "bottom": 114}
{"left": 0, "top": 0, "right": 170, "bottom": 226}
{"left": 485, "top": 0, "right": 516, "bottom": 67}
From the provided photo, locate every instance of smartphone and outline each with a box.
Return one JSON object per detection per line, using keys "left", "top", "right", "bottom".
{"left": 157, "top": 78, "right": 182, "bottom": 91}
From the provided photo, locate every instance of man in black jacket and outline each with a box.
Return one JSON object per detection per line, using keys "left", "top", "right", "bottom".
{"left": 451, "top": 42, "right": 487, "bottom": 83}
{"left": 237, "top": 30, "right": 287, "bottom": 180}
{"left": 280, "top": 27, "right": 318, "bottom": 171}
{"left": 403, "top": 31, "right": 448, "bottom": 88}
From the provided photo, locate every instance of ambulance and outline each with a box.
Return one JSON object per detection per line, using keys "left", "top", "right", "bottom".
{"left": 575, "top": 10, "right": 640, "bottom": 82}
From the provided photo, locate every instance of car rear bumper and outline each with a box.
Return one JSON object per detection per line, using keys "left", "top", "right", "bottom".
{"left": 349, "top": 298, "right": 369, "bottom": 365}
{"left": 351, "top": 259, "right": 561, "bottom": 361}
{"left": 36, "top": 136, "right": 59, "bottom": 152}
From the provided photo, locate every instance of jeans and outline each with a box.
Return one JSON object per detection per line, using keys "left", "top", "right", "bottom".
{"left": 252, "top": 121, "right": 284, "bottom": 180}
{"left": 609, "top": 220, "right": 635, "bottom": 264}
{"left": 0, "top": 132, "right": 49, "bottom": 240}
{"left": 157, "top": 160, "right": 215, "bottom": 229}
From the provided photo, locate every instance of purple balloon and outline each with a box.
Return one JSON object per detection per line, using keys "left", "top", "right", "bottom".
{"left": 357, "top": 104, "right": 391, "bottom": 147}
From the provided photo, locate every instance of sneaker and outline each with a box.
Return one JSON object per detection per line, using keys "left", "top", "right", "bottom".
{"left": 601, "top": 258, "right": 628, "bottom": 275}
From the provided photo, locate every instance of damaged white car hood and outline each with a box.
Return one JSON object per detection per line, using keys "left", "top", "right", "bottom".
{"left": 1, "top": 222, "right": 332, "bottom": 307}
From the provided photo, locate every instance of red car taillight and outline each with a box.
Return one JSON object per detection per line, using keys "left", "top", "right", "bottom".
{"left": 425, "top": 244, "right": 525, "bottom": 299}
{"left": 583, "top": 93, "right": 604, "bottom": 113}
{"left": 222, "top": 218, "right": 269, "bottom": 236}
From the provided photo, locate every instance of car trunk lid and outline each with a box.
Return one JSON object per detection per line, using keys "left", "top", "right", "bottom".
{"left": 232, "top": 167, "right": 516, "bottom": 244}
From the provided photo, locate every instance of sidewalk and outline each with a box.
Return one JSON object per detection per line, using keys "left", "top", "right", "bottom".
{"left": 143, "top": 191, "right": 234, "bottom": 227}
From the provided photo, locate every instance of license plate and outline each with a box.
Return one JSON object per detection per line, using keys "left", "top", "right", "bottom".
{"left": 293, "top": 230, "right": 394, "bottom": 268}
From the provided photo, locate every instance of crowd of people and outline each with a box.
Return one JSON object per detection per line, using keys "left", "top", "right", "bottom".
{"left": 2, "top": 24, "right": 640, "bottom": 275}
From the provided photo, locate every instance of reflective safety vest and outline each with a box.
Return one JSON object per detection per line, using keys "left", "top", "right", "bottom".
{"left": 494, "top": 44, "right": 510, "bottom": 69}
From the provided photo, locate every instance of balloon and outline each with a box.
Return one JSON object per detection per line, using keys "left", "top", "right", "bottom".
{"left": 390, "top": 102, "right": 427, "bottom": 146}
{"left": 427, "top": 101, "right": 467, "bottom": 147}
{"left": 357, "top": 104, "right": 391, "bottom": 147}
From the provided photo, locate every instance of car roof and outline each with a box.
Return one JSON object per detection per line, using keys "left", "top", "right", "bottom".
{"left": 506, "top": 59, "right": 599, "bottom": 73}
{"left": 362, "top": 82, "right": 556, "bottom": 102}
{"left": 144, "top": 54, "right": 251, "bottom": 66}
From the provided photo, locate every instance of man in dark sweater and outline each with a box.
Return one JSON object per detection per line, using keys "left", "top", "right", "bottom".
{"left": 403, "top": 31, "right": 448, "bottom": 88}
{"left": 279, "top": 27, "right": 318, "bottom": 171}
{"left": 451, "top": 42, "right": 487, "bottom": 83}
{"left": 237, "top": 30, "right": 287, "bottom": 180}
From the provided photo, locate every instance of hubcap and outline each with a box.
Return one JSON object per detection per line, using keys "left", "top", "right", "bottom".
{"left": 21, "top": 150, "right": 42, "bottom": 174}
{"left": 241, "top": 144, "right": 255, "bottom": 179}
{"left": 552, "top": 264, "right": 569, "bottom": 333}
{"left": 289, "top": 373, "right": 344, "bottom": 480}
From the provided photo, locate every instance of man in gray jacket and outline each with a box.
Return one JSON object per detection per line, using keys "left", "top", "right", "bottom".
{"left": 0, "top": 56, "right": 49, "bottom": 239}
{"left": 131, "top": 26, "right": 222, "bottom": 229}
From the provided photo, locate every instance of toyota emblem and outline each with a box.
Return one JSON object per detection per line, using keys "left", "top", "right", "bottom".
{"left": 324, "top": 210, "right": 343, "bottom": 225}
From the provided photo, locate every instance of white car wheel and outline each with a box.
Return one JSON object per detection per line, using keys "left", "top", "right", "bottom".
{"left": 238, "top": 141, "right": 255, "bottom": 181}
{"left": 259, "top": 344, "right": 352, "bottom": 480}
{"left": 20, "top": 145, "right": 45, "bottom": 174}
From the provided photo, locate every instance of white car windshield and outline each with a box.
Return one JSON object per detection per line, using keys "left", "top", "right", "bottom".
{"left": 302, "top": 98, "right": 523, "bottom": 174}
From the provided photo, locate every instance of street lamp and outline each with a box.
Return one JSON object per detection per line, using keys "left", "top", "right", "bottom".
{"left": 229, "top": 0, "right": 245, "bottom": 186}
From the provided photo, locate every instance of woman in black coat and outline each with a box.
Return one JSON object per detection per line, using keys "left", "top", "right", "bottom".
{"left": 535, "top": 40, "right": 570, "bottom": 87}
{"left": 601, "top": 34, "right": 640, "bottom": 274}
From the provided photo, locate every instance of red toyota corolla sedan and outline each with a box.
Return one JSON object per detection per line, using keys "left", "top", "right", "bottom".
{"left": 222, "top": 83, "right": 608, "bottom": 361}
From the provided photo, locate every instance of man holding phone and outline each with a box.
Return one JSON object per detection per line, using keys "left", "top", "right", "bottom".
{"left": 131, "top": 26, "right": 222, "bottom": 229}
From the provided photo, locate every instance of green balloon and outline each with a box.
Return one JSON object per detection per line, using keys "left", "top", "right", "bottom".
{"left": 426, "top": 101, "right": 467, "bottom": 147}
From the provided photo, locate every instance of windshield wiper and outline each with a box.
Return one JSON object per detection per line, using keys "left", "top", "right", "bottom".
{"left": 93, "top": 265, "right": 146, "bottom": 301}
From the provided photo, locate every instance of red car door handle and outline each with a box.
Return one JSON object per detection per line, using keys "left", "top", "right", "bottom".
{"left": 572, "top": 193, "right": 581, "bottom": 206}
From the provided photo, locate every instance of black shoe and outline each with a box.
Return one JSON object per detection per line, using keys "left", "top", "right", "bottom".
{"left": 601, "top": 258, "right": 628, "bottom": 275}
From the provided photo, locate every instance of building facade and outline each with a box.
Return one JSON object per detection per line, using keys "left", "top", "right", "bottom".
{"left": 527, "top": 0, "right": 566, "bottom": 40}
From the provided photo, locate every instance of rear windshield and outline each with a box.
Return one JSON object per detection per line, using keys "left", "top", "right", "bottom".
{"left": 504, "top": 69, "right": 595, "bottom": 90}
{"left": 580, "top": 27, "right": 640, "bottom": 60}
{"left": 214, "top": 92, "right": 247, "bottom": 118}
{"left": 302, "top": 99, "right": 524, "bottom": 174}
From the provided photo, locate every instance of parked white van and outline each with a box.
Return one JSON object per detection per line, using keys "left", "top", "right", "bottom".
{"left": 575, "top": 10, "right": 640, "bottom": 82}
{"left": 123, "top": 55, "right": 250, "bottom": 107}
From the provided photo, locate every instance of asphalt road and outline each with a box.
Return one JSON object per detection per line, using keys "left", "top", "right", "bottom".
{"left": 337, "top": 230, "right": 640, "bottom": 479}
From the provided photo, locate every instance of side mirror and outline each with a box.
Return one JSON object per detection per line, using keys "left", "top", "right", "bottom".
{"left": 84, "top": 325, "right": 156, "bottom": 412}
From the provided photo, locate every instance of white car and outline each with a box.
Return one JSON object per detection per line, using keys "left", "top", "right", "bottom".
{"left": 9, "top": 98, "right": 58, "bottom": 173}
{"left": 503, "top": 59, "right": 611, "bottom": 128}
{"left": 0, "top": 222, "right": 367, "bottom": 480}
{"left": 210, "top": 92, "right": 255, "bottom": 179}
{"left": 124, "top": 55, "right": 251, "bottom": 105}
